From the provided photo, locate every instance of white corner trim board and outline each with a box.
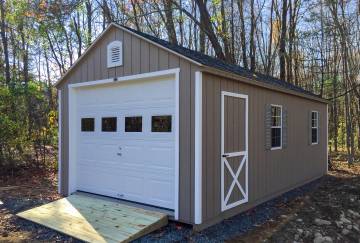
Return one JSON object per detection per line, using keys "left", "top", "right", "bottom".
{"left": 67, "top": 68, "right": 180, "bottom": 220}
{"left": 58, "top": 90, "right": 62, "bottom": 194}
{"left": 174, "top": 69, "right": 180, "bottom": 220}
{"left": 194, "top": 71, "right": 203, "bottom": 224}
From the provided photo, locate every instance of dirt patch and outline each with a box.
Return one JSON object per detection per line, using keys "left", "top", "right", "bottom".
{"left": 0, "top": 168, "right": 79, "bottom": 242}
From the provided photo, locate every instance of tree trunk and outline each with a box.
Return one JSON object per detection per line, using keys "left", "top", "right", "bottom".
{"left": 130, "top": 0, "right": 141, "bottom": 31}
{"left": 196, "top": 0, "right": 226, "bottom": 60}
{"left": 249, "top": 0, "right": 256, "bottom": 71}
{"left": 163, "top": 0, "right": 178, "bottom": 45}
{"left": 220, "top": 0, "right": 231, "bottom": 63}
{"left": 266, "top": 0, "right": 275, "bottom": 75}
{"left": 73, "top": 13, "right": 82, "bottom": 58}
{"left": 279, "top": 0, "right": 287, "bottom": 81}
{"left": 85, "top": 0, "right": 92, "bottom": 47}
{"left": 0, "top": 0, "right": 10, "bottom": 86}
{"left": 230, "top": 0, "right": 235, "bottom": 63}
{"left": 237, "top": 0, "right": 248, "bottom": 69}
{"left": 179, "top": 0, "right": 184, "bottom": 46}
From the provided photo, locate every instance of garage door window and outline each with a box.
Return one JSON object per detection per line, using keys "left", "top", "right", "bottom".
{"left": 125, "top": 116, "right": 142, "bottom": 132}
{"left": 152, "top": 115, "right": 172, "bottom": 132}
{"left": 102, "top": 117, "right": 117, "bottom": 132}
{"left": 81, "top": 118, "right": 95, "bottom": 132}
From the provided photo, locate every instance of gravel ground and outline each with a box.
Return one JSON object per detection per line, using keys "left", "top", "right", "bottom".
{"left": 1, "top": 158, "right": 359, "bottom": 242}
{"left": 136, "top": 179, "right": 321, "bottom": 242}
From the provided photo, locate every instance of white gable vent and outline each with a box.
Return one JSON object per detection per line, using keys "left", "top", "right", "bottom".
{"left": 107, "top": 41, "right": 123, "bottom": 68}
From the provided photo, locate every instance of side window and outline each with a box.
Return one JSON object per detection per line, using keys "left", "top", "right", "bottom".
{"left": 125, "top": 116, "right": 142, "bottom": 132}
{"left": 102, "top": 117, "right": 117, "bottom": 132}
{"left": 271, "top": 105, "right": 282, "bottom": 149}
{"left": 152, "top": 115, "right": 172, "bottom": 132}
{"left": 81, "top": 118, "right": 95, "bottom": 132}
{"left": 311, "top": 111, "right": 319, "bottom": 144}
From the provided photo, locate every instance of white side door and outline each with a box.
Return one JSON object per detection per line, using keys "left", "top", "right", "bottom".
{"left": 221, "top": 91, "right": 249, "bottom": 211}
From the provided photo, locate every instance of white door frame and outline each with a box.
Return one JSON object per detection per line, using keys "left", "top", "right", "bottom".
{"left": 68, "top": 68, "right": 180, "bottom": 219}
{"left": 221, "top": 91, "right": 249, "bottom": 211}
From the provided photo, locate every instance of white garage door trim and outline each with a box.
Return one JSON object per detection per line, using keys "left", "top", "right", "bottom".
{"left": 68, "top": 68, "right": 180, "bottom": 220}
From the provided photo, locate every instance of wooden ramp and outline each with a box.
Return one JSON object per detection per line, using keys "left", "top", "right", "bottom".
{"left": 16, "top": 194, "right": 168, "bottom": 243}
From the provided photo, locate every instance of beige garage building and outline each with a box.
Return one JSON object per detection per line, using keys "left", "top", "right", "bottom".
{"left": 55, "top": 23, "right": 328, "bottom": 229}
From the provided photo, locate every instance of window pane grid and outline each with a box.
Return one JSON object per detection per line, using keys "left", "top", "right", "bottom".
{"left": 311, "top": 111, "right": 318, "bottom": 144}
{"left": 270, "top": 105, "right": 282, "bottom": 148}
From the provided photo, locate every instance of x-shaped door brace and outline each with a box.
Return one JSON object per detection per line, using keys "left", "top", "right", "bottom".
{"left": 223, "top": 154, "right": 247, "bottom": 207}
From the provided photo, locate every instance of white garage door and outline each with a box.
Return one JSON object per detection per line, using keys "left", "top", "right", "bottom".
{"left": 74, "top": 77, "right": 175, "bottom": 210}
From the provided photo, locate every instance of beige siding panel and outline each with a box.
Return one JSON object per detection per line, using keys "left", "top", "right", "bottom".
{"left": 149, "top": 44, "right": 159, "bottom": 72}
{"left": 68, "top": 64, "right": 82, "bottom": 84}
{"left": 93, "top": 42, "right": 102, "bottom": 81}
{"left": 209, "top": 78, "right": 222, "bottom": 215}
{"left": 158, "top": 49, "right": 169, "bottom": 70}
{"left": 86, "top": 50, "right": 95, "bottom": 81}
{"left": 99, "top": 29, "right": 110, "bottom": 79}
{"left": 208, "top": 75, "right": 216, "bottom": 220}
{"left": 123, "top": 31, "right": 132, "bottom": 76}
{"left": 115, "top": 28, "right": 124, "bottom": 77}
{"left": 169, "top": 54, "right": 180, "bottom": 69}
{"left": 131, "top": 35, "right": 141, "bottom": 74}
{"left": 201, "top": 72, "right": 327, "bottom": 226}
{"left": 178, "top": 59, "right": 191, "bottom": 222}
{"left": 140, "top": 40, "right": 150, "bottom": 73}
{"left": 81, "top": 59, "right": 88, "bottom": 83}
{"left": 107, "top": 29, "right": 116, "bottom": 78}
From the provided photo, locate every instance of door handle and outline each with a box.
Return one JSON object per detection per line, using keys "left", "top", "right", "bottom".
{"left": 222, "top": 154, "right": 229, "bottom": 158}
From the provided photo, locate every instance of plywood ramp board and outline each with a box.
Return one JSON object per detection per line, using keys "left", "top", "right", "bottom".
{"left": 16, "top": 194, "right": 168, "bottom": 243}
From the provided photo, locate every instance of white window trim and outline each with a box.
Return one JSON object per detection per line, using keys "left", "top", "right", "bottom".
{"left": 270, "top": 104, "right": 282, "bottom": 150}
{"left": 311, "top": 110, "right": 319, "bottom": 145}
{"left": 68, "top": 68, "right": 180, "bottom": 220}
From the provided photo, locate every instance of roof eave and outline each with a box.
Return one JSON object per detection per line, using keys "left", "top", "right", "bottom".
{"left": 201, "top": 67, "right": 330, "bottom": 104}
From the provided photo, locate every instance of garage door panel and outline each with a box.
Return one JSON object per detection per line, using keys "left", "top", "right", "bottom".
{"left": 77, "top": 171, "right": 123, "bottom": 194}
{"left": 147, "top": 147, "right": 174, "bottom": 168}
{"left": 121, "top": 176, "right": 143, "bottom": 196}
{"left": 75, "top": 77, "right": 175, "bottom": 210}
{"left": 77, "top": 79, "right": 174, "bottom": 105}
{"left": 78, "top": 144, "right": 120, "bottom": 161}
